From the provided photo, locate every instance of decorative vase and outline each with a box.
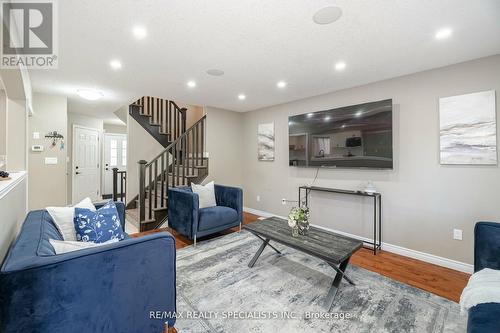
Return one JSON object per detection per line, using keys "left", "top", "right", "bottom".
{"left": 297, "top": 220, "right": 310, "bottom": 236}
{"left": 288, "top": 206, "right": 310, "bottom": 237}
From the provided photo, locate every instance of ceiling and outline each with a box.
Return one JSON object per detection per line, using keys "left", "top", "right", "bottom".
{"left": 29, "top": 0, "right": 500, "bottom": 121}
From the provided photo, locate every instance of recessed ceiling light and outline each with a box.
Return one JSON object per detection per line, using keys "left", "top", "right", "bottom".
{"left": 77, "top": 89, "right": 103, "bottom": 101}
{"left": 355, "top": 111, "right": 363, "bottom": 117}
{"left": 313, "top": 6, "right": 343, "bottom": 25}
{"left": 341, "top": 124, "right": 346, "bottom": 128}
{"left": 335, "top": 61, "right": 346, "bottom": 71}
{"left": 324, "top": 116, "right": 331, "bottom": 121}
{"left": 435, "top": 27, "right": 452, "bottom": 40}
{"left": 109, "top": 59, "right": 122, "bottom": 70}
{"left": 307, "top": 113, "right": 314, "bottom": 118}
{"left": 187, "top": 80, "right": 196, "bottom": 88}
{"left": 132, "top": 25, "right": 147, "bottom": 39}
{"left": 238, "top": 94, "right": 246, "bottom": 100}
{"left": 206, "top": 69, "right": 225, "bottom": 76}
{"left": 277, "top": 81, "right": 287, "bottom": 88}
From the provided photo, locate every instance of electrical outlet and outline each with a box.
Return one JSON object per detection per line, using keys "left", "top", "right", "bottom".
{"left": 453, "top": 229, "right": 463, "bottom": 241}
{"left": 282, "top": 198, "right": 286, "bottom": 205}
{"left": 256, "top": 195, "right": 260, "bottom": 202}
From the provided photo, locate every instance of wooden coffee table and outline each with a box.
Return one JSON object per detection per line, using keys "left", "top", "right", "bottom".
{"left": 243, "top": 217, "right": 363, "bottom": 310}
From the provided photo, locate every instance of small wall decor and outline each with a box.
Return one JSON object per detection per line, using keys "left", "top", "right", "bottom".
{"left": 439, "top": 90, "right": 497, "bottom": 165}
{"left": 45, "top": 131, "right": 65, "bottom": 150}
{"left": 257, "top": 122, "right": 275, "bottom": 161}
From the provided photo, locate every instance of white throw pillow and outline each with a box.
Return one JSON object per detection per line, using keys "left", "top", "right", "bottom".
{"left": 46, "top": 198, "right": 96, "bottom": 241}
{"left": 191, "top": 181, "right": 217, "bottom": 209}
{"left": 49, "top": 238, "right": 119, "bottom": 254}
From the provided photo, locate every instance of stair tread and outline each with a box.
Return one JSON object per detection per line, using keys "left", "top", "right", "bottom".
{"left": 149, "top": 122, "right": 161, "bottom": 126}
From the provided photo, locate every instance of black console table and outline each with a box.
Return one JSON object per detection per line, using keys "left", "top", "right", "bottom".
{"left": 298, "top": 186, "right": 382, "bottom": 255}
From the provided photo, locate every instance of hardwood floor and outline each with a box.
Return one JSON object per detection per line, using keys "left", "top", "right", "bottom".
{"left": 130, "top": 211, "right": 470, "bottom": 303}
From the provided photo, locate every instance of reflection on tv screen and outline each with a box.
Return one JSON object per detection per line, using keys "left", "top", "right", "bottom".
{"left": 288, "top": 99, "right": 393, "bottom": 169}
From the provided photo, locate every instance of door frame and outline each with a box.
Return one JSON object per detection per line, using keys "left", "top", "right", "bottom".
{"left": 102, "top": 132, "right": 127, "bottom": 196}
{"left": 72, "top": 125, "right": 102, "bottom": 204}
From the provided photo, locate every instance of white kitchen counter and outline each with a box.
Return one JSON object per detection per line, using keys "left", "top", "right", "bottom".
{"left": 0, "top": 171, "right": 27, "bottom": 200}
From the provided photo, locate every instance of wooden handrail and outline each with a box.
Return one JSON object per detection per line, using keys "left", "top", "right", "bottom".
{"left": 146, "top": 115, "right": 207, "bottom": 167}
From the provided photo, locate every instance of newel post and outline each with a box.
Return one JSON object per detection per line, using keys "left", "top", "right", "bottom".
{"left": 112, "top": 168, "right": 119, "bottom": 201}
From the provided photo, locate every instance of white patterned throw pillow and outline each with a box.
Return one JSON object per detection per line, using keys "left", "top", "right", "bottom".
{"left": 191, "top": 181, "right": 217, "bottom": 209}
{"left": 46, "top": 198, "right": 96, "bottom": 241}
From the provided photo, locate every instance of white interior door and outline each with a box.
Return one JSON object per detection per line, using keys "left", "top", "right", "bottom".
{"left": 103, "top": 134, "right": 127, "bottom": 196}
{"left": 73, "top": 126, "right": 100, "bottom": 203}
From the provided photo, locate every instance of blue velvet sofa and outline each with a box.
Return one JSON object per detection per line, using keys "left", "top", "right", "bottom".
{"left": 468, "top": 222, "right": 500, "bottom": 333}
{"left": 168, "top": 184, "right": 243, "bottom": 245}
{"left": 0, "top": 202, "right": 176, "bottom": 333}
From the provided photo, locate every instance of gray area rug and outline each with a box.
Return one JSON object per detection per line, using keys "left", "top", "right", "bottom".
{"left": 175, "top": 231, "right": 467, "bottom": 333}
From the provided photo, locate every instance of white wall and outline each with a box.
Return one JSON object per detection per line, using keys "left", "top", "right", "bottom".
{"left": 0, "top": 90, "right": 6, "bottom": 158}
{"left": 241, "top": 55, "right": 500, "bottom": 266}
{"left": 67, "top": 113, "right": 104, "bottom": 204}
{"left": 205, "top": 107, "right": 244, "bottom": 187}
{"left": 6, "top": 98, "right": 27, "bottom": 171}
{"left": 126, "top": 113, "right": 164, "bottom": 205}
{"left": 113, "top": 105, "right": 128, "bottom": 124}
{"left": 104, "top": 123, "right": 127, "bottom": 134}
{"left": 28, "top": 94, "right": 68, "bottom": 209}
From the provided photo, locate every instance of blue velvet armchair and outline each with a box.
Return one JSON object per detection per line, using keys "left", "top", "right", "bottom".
{"left": 0, "top": 202, "right": 177, "bottom": 333}
{"left": 467, "top": 222, "right": 500, "bottom": 333}
{"left": 168, "top": 184, "right": 243, "bottom": 245}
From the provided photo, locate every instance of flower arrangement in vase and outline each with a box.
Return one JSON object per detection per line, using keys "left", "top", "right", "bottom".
{"left": 287, "top": 206, "right": 310, "bottom": 237}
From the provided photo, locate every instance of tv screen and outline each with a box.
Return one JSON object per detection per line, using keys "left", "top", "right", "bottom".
{"left": 289, "top": 99, "right": 393, "bottom": 169}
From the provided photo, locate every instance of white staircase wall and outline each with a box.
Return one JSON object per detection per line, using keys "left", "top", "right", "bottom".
{"left": 126, "top": 112, "right": 165, "bottom": 205}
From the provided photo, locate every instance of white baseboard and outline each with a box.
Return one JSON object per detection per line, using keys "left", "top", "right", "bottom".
{"left": 243, "top": 207, "right": 473, "bottom": 274}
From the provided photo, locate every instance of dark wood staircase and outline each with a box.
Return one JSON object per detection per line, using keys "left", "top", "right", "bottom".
{"left": 129, "top": 96, "right": 187, "bottom": 147}
{"left": 124, "top": 96, "right": 208, "bottom": 232}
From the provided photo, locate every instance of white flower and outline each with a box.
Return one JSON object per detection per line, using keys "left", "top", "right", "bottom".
{"left": 288, "top": 218, "right": 297, "bottom": 228}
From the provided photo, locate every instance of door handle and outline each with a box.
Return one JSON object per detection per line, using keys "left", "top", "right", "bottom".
{"left": 76, "top": 171, "right": 81, "bottom": 175}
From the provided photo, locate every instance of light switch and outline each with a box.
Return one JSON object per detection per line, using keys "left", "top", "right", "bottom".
{"left": 33, "top": 132, "right": 40, "bottom": 139}
{"left": 45, "top": 157, "right": 58, "bottom": 165}
{"left": 32, "top": 145, "right": 44, "bottom": 152}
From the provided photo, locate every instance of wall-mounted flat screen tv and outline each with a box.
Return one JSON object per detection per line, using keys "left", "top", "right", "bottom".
{"left": 289, "top": 99, "right": 393, "bottom": 169}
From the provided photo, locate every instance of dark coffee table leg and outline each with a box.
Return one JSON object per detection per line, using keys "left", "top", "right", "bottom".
{"left": 248, "top": 237, "right": 281, "bottom": 268}
{"left": 324, "top": 256, "right": 353, "bottom": 310}
{"left": 254, "top": 234, "right": 282, "bottom": 255}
